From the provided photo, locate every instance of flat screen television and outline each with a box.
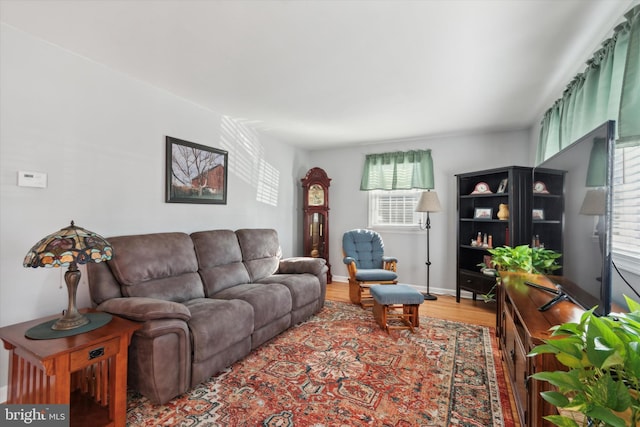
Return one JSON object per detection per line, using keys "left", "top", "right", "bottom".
{"left": 535, "top": 121, "right": 615, "bottom": 316}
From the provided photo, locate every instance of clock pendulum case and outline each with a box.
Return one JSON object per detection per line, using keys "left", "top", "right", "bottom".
{"left": 301, "top": 167, "right": 332, "bottom": 283}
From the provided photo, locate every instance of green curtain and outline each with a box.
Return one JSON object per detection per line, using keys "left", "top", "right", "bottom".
{"left": 537, "top": 5, "right": 640, "bottom": 163}
{"left": 619, "top": 5, "right": 640, "bottom": 147}
{"left": 360, "top": 149, "right": 434, "bottom": 190}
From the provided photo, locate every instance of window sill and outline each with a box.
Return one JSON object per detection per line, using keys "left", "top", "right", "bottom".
{"left": 613, "top": 251, "right": 640, "bottom": 276}
{"left": 368, "top": 225, "right": 423, "bottom": 234}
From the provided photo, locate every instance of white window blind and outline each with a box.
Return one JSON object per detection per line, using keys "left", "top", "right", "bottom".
{"left": 368, "top": 189, "right": 421, "bottom": 227}
{"left": 612, "top": 145, "right": 640, "bottom": 268}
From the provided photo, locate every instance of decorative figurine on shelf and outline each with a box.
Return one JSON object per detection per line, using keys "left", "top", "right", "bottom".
{"left": 497, "top": 203, "right": 509, "bottom": 220}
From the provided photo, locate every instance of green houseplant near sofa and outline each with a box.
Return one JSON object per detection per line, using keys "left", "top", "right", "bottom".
{"left": 529, "top": 296, "right": 640, "bottom": 427}
{"left": 478, "top": 244, "right": 562, "bottom": 302}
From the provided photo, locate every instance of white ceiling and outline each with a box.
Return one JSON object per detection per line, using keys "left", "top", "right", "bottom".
{"left": 0, "top": 0, "right": 636, "bottom": 149}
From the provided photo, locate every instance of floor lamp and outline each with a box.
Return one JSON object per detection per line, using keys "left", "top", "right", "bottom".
{"left": 416, "top": 190, "right": 442, "bottom": 300}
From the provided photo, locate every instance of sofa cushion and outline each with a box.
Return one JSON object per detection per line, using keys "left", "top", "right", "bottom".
{"left": 211, "top": 283, "right": 291, "bottom": 330}
{"left": 257, "top": 274, "right": 321, "bottom": 310}
{"left": 236, "top": 229, "right": 281, "bottom": 282}
{"left": 106, "top": 233, "right": 204, "bottom": 302}
{"left": 191, "top": 230, "right": 251, "bottom": 295}
{"left": 183, "top": 298, "right": 254, "bottom": 363}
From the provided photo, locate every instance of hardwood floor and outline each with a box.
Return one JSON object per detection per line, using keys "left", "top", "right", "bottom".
{"left": 325, "top": 281, "right": 521, "bottom": 426}
{"left": 326, "top": 281, "right": 498, "bottom": 327}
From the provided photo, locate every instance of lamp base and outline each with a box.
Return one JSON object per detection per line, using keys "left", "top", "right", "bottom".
{"left": 422, "top": 293, "right": 438, "bottom": 301}
{"left": 25, "top": 312, "right": 112, "bottom": 340}
{"left": 51, "top": 263, "right": 89, "bottom": 331}
{"left": 51, "top": 311, "right": 90, "bottom": 330}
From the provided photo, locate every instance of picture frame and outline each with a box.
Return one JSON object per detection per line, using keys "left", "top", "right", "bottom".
{"left": 474, "top": 207, "right": 493, "bottom": 219}
{"left": 483, "top": 255, "right": 494, "bottom": 269}
{"left": 532, "top": 208, "right": 545, "bottom": 220}
{"left": 166, "top": 136, "right": 228, "bottom": 204}
{"left": 497, "top": 178, "right": 508, "bottom": 193}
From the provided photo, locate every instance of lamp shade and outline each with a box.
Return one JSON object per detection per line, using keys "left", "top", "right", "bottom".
{"left": 23, "top": 221, "right": 113, "bottom": 332}
{"left": 24, "top": 221, "right": 112, "bottom": 268}
{"left": 415, "top": 191, "right": 442, "bottom": 213}
{"left": 579, "top": 188, "right": 606, "bottom": 216}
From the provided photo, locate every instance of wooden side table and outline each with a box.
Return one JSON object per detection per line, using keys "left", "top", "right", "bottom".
{"left": 0, "top": 311, "right": 141, "bottom": 427}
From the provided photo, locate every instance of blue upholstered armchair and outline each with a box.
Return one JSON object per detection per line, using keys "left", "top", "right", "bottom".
{"left": 342, "top": 229, "right": 398, "bottom": 306}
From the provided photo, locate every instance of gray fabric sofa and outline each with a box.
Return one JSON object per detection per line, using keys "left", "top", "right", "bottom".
{"left": 87, "top": 228, "right": 327, "bottom": 404}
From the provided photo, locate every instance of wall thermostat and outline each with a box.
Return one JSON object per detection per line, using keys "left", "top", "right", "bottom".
{"left": 18, "top": 171, "right": 47, "bottom": 188}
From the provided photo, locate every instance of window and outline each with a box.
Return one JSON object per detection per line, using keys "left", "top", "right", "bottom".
{"left": 368, "top": 189, "right": 422, "bottom": 228}
{"left": 360, "top": 149, "right": 435, "bottom": 228}
{"left": 612, "top": 145, "right": 640, "bottom": 273}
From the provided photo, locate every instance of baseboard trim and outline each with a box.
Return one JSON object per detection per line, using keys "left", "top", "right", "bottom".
{"left": 329, "top": 276, "right": 479, "bottom": 300}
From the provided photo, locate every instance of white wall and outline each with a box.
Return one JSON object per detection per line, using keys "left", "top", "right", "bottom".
{"left": 0, "top": 24, "right": 312, "bottom": 397}
{"left": 309, "top": 130, "right": 531, "bottom": 293}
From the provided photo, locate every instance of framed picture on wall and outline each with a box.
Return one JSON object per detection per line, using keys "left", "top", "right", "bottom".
{"left": 166, "top": 136, "right": 228, "bottom": 204}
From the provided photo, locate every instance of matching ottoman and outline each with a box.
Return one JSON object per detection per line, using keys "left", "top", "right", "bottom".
{"left": 370, "top": 284, "right": 425, "bottom": 333}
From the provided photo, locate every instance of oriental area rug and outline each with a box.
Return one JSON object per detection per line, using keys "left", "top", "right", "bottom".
{"left": 126, "top": 301, "right": 515, "bottom": 426}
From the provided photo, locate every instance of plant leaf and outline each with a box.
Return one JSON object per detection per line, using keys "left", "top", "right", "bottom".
{"left": 624, "top": 295, "right": 640, "bottom": 312}
{"left": 556, "top": 351, "right": 589, "bottom": 369}
{"left": 540, "top": 391, "right": 570, "bottom": 407}
{"left": 546, "top": 336, "right": 585, "bottom": 360}
{"left": 551, "top": 323, "right": 582, "bottom": 337}
{"left": 584, "top": 405, "right": 627, "bottom": 427}
{"left": 586, "top": 315, "right": 624, "bottom": 369}
{"left": 528, "top": 343, "right": 560, "bottom": 356}
{"left": 623, "top": 341, "right": 640, "bottom": 379}
{"left": 542, "top": 415, "right": 580, "bottom": 427}
{"left": 530, "top": 371, "right": 582, "bottom": 391}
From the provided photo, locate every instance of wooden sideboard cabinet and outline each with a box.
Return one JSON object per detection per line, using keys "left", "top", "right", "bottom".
{"left": 497, "top": 272, "right": 584, "bottom": 426}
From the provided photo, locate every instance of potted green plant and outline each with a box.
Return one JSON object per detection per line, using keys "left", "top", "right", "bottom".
{"left": 528, "top": 296, "right": 640, "bottom": 427}
{"left": 477, "top": 244, "right": 562, "bottom": 302}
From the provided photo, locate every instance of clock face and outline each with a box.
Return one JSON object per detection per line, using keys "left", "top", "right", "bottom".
{"left": 533, "top": 181, "right": 549, "bottom": 194}
{"left": 471, "top": 182, "right": 492, "bottom": 194}
{"left": 308, "top": 184, "right": 325, "bottom": 206}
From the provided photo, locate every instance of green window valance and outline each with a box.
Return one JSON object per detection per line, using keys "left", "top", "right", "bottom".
{"left": 538, "top": 5, "right": 640, "bottom": 162}
{"left": 360, "top": 149, "right": 434, "bottom": 190}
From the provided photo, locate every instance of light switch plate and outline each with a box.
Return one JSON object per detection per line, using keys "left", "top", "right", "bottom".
{"left": 18, "top": 171, "right": 47, "bottom": 188}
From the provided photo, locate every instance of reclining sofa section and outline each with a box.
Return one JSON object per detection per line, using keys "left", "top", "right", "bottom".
{"left": 87, "top": 228, "right": 328, "bottom": 404}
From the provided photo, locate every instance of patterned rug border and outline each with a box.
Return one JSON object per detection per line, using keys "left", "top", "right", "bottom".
{"left": 127, "top": 300, "right": 516, "bottom": 426}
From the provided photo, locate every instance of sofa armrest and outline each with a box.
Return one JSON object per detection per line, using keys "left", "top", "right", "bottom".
{"left": 96, "top": 297, "right": 191, "bottom": 322}
{"left": 278, "top": 257, "right": 326, "bottom": 276}
{"left": 382, "top": 256, "right": 398, "bottom": 263}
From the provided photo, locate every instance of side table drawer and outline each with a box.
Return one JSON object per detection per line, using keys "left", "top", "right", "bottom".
{"left": 70, "top": 337, "right": 119, "bottom": 371}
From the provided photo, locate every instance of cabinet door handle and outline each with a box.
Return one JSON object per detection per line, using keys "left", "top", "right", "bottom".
{"left": 510, "top": 349, "right": 515, "bottom": 362}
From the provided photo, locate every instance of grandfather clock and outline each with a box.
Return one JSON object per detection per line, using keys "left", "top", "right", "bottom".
{"left": 301, "top": 167, "right": 331, "bottom": 283}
